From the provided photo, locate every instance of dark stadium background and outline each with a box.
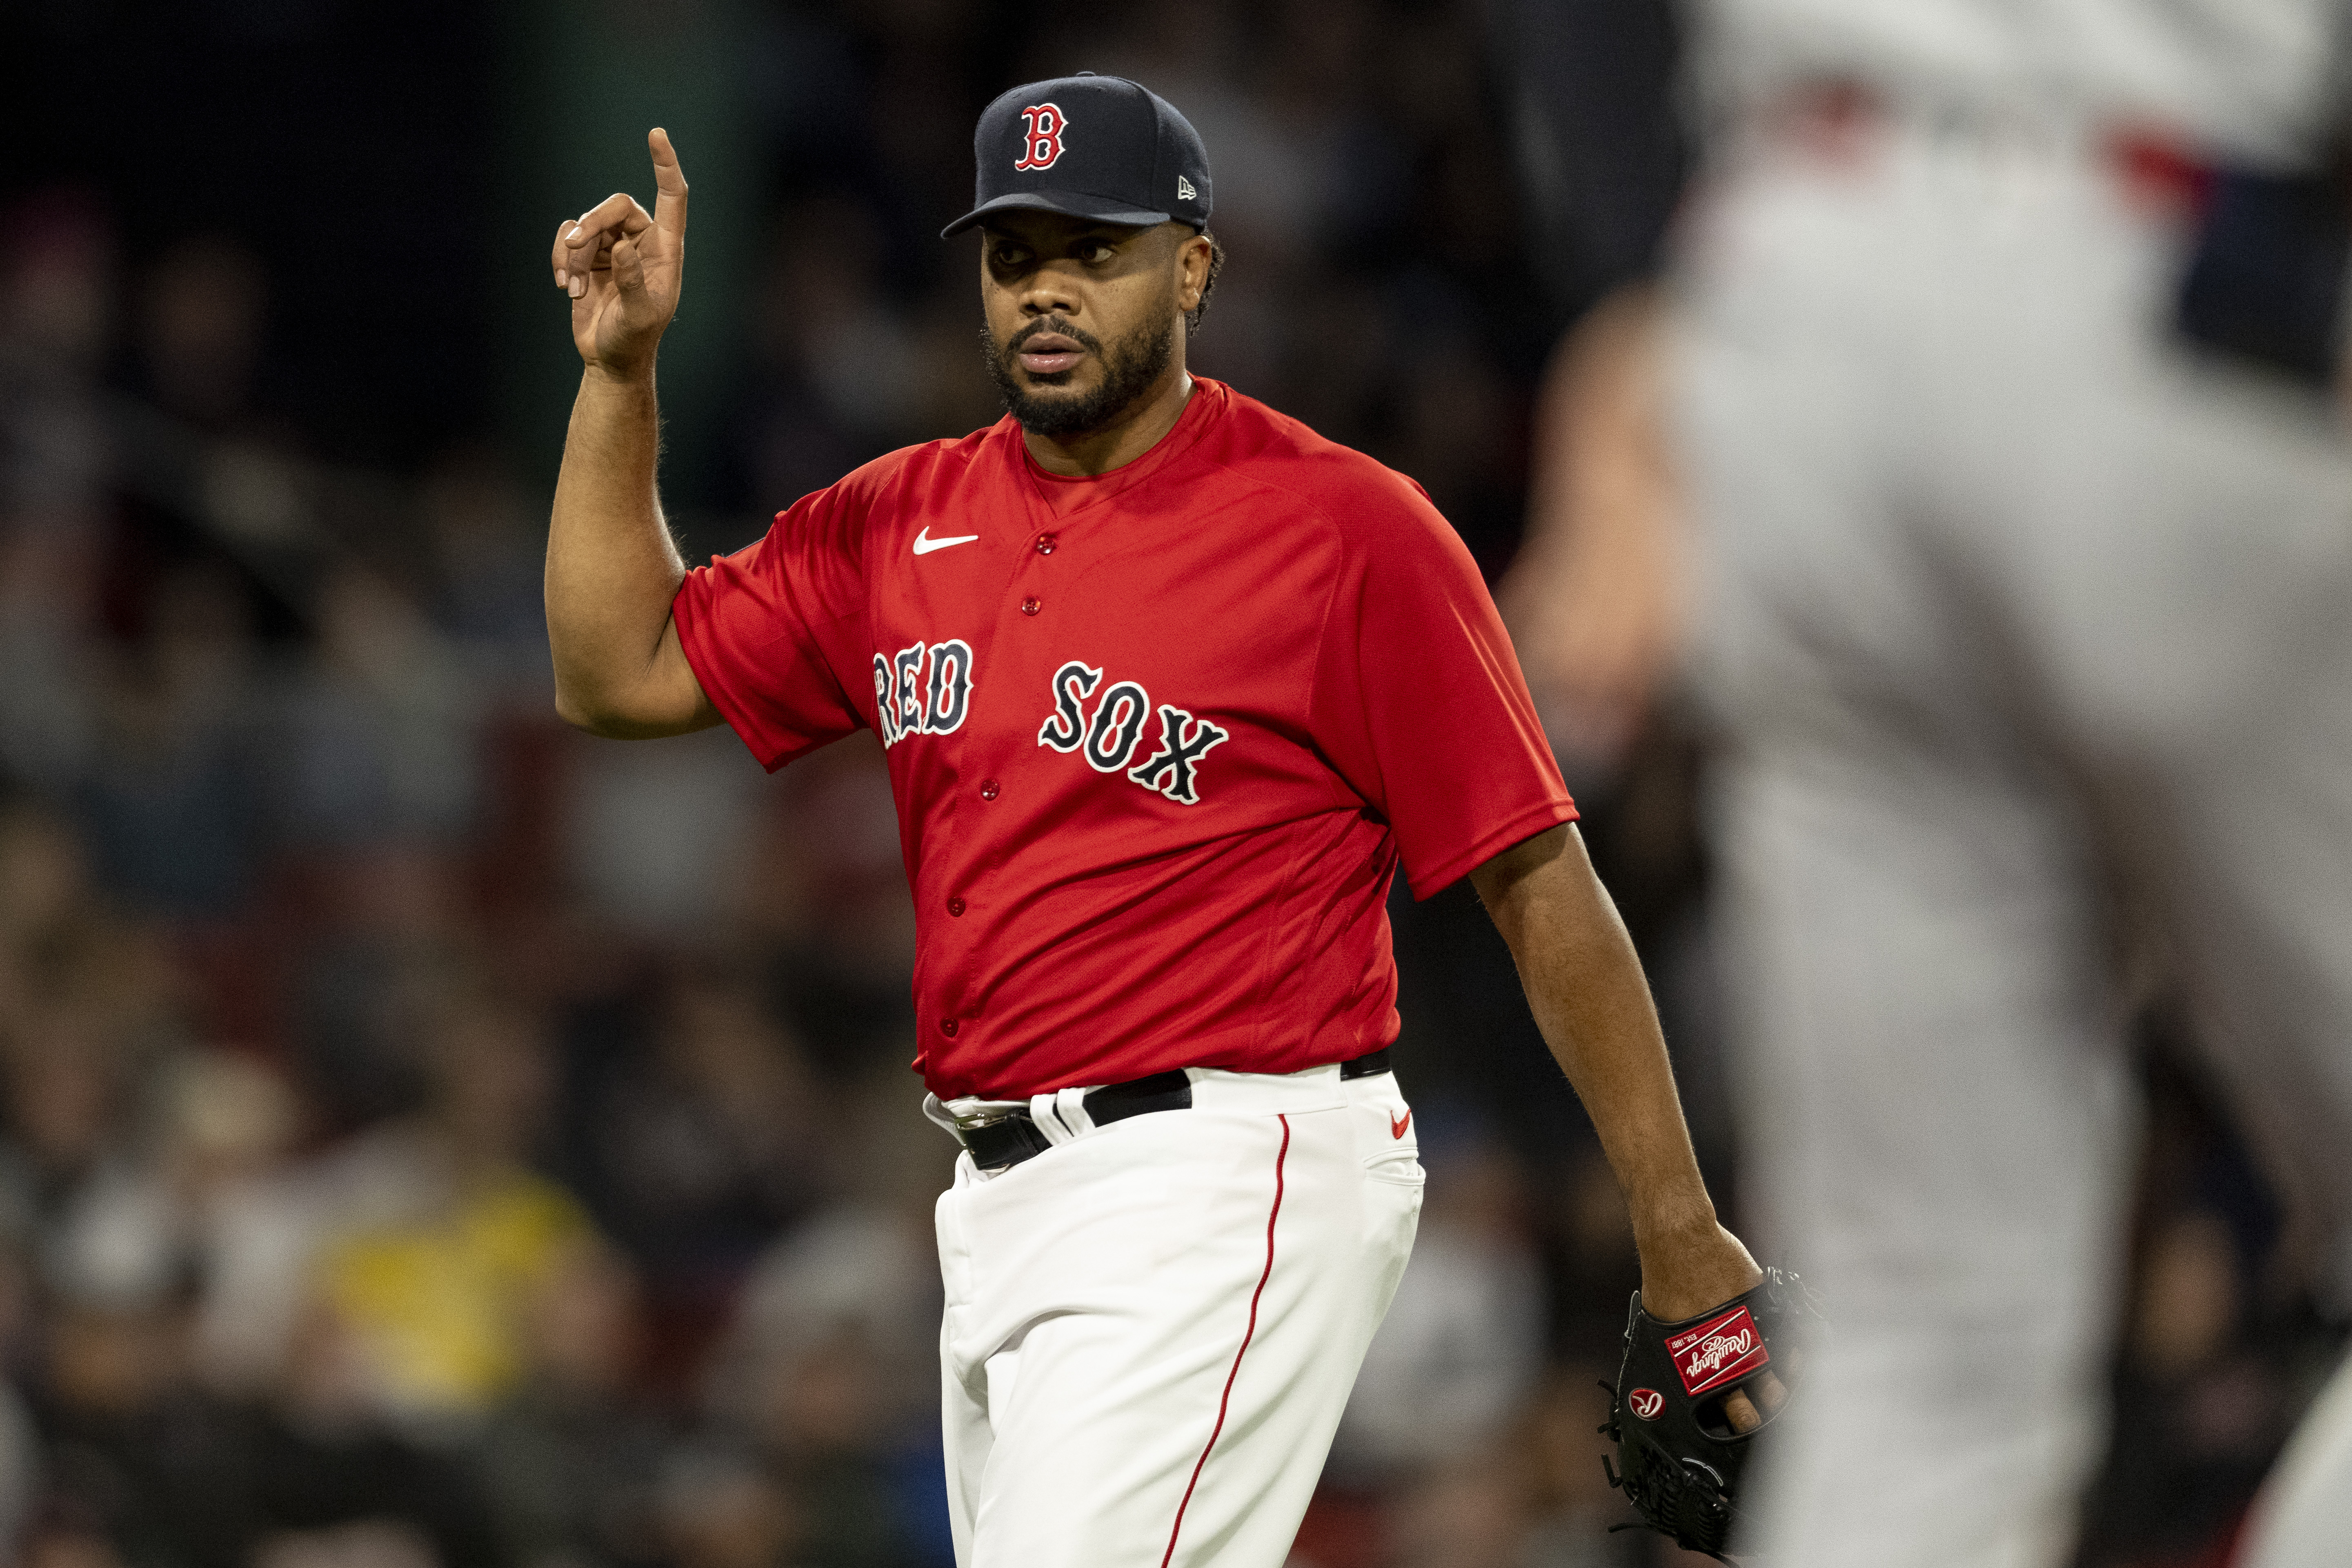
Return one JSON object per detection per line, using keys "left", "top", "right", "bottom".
{"left": 2, "top": 4, "right": 2330, "bottom": 1566}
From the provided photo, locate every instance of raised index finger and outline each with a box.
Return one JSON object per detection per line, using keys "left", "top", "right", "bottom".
{"left": 649, "top": 127, "right": 689, "bottom": 238}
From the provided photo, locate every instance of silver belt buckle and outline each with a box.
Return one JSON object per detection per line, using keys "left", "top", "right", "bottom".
{"left": 948, "top": 1098, "right": 1027, "bottom": 1134}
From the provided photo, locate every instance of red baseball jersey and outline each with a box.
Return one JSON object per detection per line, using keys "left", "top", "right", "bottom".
{"left": 673, "top": 378, "right": 1575, "bottom": 1099}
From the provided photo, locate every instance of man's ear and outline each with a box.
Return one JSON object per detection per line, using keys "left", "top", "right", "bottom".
{"left": 1176, "top": 229, "right": 1212, "bottom": 312}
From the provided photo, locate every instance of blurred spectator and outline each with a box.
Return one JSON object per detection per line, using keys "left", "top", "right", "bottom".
{"left": 0, "top": 796, "right": 105, "bottom": 1061}
{"left": 1495, "top": 289, "right": 1679, "bottom": 778}
{"left": 702, "top": 1081, "right": 954, "bottom": 1568}
{"left": 74, "top": 563, "right": 263, "bottom": 918}
{"left": 1511, "top": 1370, "right": 1651, "bottom": 1567}
{"left": 272, "top": 565, "right": 478, "bottom": 853}
{"left": 477, "top": 1243, "right": 667, "bottom": 1568}
{"left": 2081, "top": 1208, "right": 2290, "bottom": 1564}
{"left": 418, "top": 448, "right": 550, "bottom": 688}
{"left": 733, "top": 197, "right": 923, "bottom": 505}
{"left": 1, "top": 929, "right": 185, "bottom": 1321}
{"left": 1333, "top": 1130, "right": 1544, "bottom": 1480}
{"left": 711, "top": 1077, "right": 947, "bottom": 1403}
{"left": 31, "top": 1266, "right": 248, "bottom": 1568}
{"left": 742, "top": 1320, "right": 919, "bottom": 1568}
{"left": 560, "top": 725, "right": 762, "bottom": 939}
{"left": 176, "top": 1050, "right": 312, "bottom": 1393}
{"left": 0, "top": 191, "right": 118, "bottom": 619}
{"left": 2074, "top": 1039, "right": 2343, "bottom": 1566}
{"left": 715, "top": 1205, "right": 938, "bottom": 1431}
{"left": 282, "top": 849, "right": 475, "bottom": 1132}
{"left": 1307, "top": 1368, "right": 1658, "bottom": 1568}
{"left": 577, "top": 969, "right": 827, "bottom": 1293}
{"left": 312, "top": 985, "right": 593, "bottom": 1433}
{"left": 1383, "top": 328, "right": 1523, "bottom": 572}
{"left": 2, "top": 191, "right": 115, "bottom": 400}
{"left": 244, "top": 1296, "right": 507, "bottom": 1568}
{"left": 26, "top": 1178, "right": 502, "bottom": 1568}
{"left": 656, "top": 1445, "right": 796, "bottom": 1568}
{"left": 1385, "top": 1458, "right": 1539, "bottom": 1568}
{"left": 738, "top": 739, "right": 917, "bottom": 1078}
{"left": 132, "top": 237, "right": 271, "bottom": 437}
{"left": 0, "top": 1248, "right": 40, "bottom": 1557}
{"left": 33, "top": 1047, "right": 300, "bottom": 1394}
{"left": 0, "top": 519, "right": 102, "bottom": 801}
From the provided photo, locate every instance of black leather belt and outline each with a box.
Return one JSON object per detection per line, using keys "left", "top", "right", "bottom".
{"left": 958, "top": 1048, "right": 1392, "bottom": 1172}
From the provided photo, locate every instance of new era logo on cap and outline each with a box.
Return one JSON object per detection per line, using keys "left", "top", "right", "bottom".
{"left": 942, "top": 73, "right": 1213, "bottom": 240}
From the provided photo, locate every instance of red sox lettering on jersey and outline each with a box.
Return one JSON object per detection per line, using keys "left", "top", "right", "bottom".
{"left": 1035, "top": 660, "right": 1229, "bottom": 804}
{"left": 670, "top": 378, "right": 1574, "bottom": 1100}
{"left": 874, "top": 640, "right": 974, "bottom": 747}
{"left": 874, "top": 645, "right": 1229, "bottom": 805}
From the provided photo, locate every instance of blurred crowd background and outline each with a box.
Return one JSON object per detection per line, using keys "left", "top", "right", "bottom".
{"left": 0, "top": 3, "right": 2339, "bottom": 1568}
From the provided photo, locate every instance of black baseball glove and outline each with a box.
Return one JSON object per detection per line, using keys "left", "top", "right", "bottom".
{"left": 1600, "top": 1267, "right": 1821, "bottom": 1561}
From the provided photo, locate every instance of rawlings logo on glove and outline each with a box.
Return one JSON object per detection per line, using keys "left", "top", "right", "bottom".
{"left": 1668, "top": 1306, "right": 1770, "bottom": 1394}
{"left": 1600, "top": 1268, "right": 1822, "bottom": 1562}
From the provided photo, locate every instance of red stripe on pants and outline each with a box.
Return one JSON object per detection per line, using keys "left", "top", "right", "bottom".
{"left": 1159, "top": 1113, "right": 1291, "bottom": 1568}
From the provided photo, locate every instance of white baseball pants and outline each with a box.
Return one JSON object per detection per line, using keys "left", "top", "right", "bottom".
{"left": 1672, "top": 112, "right": 2352, "bottom": 1567}
{"left": 931, "top": 1063, "right": 1423, "bottom": 1568}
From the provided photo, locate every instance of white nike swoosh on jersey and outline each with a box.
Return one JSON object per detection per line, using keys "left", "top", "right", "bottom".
{"left": 912, "top": 527, "right": 981, "bottom": 555}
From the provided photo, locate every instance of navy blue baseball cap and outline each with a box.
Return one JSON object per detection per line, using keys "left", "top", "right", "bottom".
{"left": 941, "top": 73, "right": 1214, "bottom": 240}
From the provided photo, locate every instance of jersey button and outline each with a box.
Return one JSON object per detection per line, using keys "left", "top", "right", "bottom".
{"left": 947, "top": 896, "right": 966, "bottom": 916}
{"left": 979, "top": 779, "right": 999, "bottom": 800}
{"left": 940, "top": 1018, "right": 958, "bottom": 1037}
{"left": 1020, "top": 597, "right": 1042, "bottom": 616}
{"left": 1034, "top": 532, "right": 1057, "bottom": 555}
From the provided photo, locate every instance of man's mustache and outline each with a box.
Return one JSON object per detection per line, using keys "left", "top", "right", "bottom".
{"left": 1004, "top": 317, "right": 1104, "bottom": 358}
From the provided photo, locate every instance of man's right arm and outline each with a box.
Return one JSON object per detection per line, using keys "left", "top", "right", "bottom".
{"left": 544, "top": 127, "right": 720, "bottom": 739}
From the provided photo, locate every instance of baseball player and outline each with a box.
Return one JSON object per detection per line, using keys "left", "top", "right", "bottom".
{"left": 1512, "top": 1, "right": 2352, "bottom": 1562}
{"left": 541, "top": 75, "right": 1762, "bottom": 1568}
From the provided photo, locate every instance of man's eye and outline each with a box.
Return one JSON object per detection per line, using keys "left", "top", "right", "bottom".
{"left": 993, "top": 247, "right": 1029, "bottom": 267}
{"left": 1080, "top": 244, "right": 1113, "bottom": 262}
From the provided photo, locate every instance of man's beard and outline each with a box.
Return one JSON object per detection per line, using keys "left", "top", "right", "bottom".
{"left": 982, "top": 309, "right": 1176, "bottom": 438}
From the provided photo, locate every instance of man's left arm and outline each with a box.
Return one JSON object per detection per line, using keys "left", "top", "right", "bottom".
{"left": 1469, "top": 821, "right": 1761, "bottom": 1321}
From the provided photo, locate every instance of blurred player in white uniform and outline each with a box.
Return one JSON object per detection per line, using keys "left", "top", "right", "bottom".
{"left": 1508, "top": 0, "right": 2352, "bottom": 1561}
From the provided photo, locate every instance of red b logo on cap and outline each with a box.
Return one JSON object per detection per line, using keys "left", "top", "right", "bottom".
{"left": 1015, "top": 104, "right": 1066, "bottom": 170}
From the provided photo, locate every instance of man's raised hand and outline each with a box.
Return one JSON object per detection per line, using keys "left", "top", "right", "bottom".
{"left": 551, "top": 127, "right": 689, "bottom": 379}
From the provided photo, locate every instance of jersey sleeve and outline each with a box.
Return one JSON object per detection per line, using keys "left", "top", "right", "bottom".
{"left": 670, "top": 476, "right": 873, "bottom": 772}
{"left": 1308, "top": 476, "right": 1576, "bottom": 898}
